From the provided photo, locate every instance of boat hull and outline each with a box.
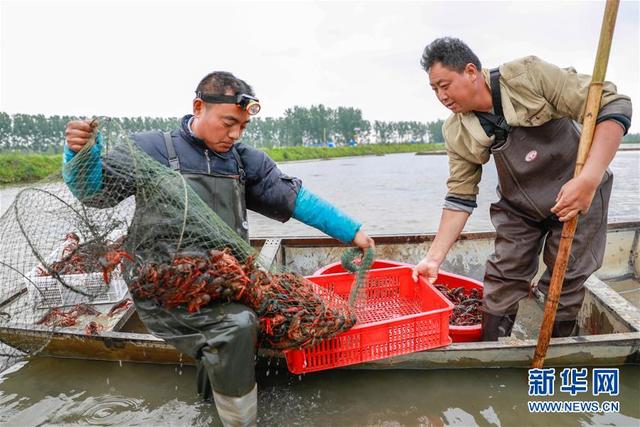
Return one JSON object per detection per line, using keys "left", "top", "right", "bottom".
{"left": 1, "top": 222, "right": 638, "bottom": 369}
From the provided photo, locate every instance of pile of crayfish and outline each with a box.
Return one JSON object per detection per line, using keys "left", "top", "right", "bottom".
{"left": 37, "top": 303, "right": 100, "bottom": 328}
{"left": 435, "top": 285, "right": 482, "bottom": 326}
{"left": 36, "top": 233, "right": 132, "bottom": 284}
{"left": 36, "top": 299, "right": 133, "bottom": 336}
{"left": 129, "top": 249, "right": 356, "bottom": 349}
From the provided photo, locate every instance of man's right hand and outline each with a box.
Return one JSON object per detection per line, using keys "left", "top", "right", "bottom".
{"left": 412, "top": 209, "right": 470, "bottom": 285}
{"left": 65, "top": 120, "right": 97, "bottom": 153}
{"left": 412, "top": 255, "right": 441, "bottom": 285}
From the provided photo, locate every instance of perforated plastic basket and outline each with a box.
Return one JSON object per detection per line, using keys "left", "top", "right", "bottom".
{"left": 285, "top": 266, "right": 453, "bottom": 374}
{"left": 24, "top": 244, "right": 129, "bottom": 309}
{"left": 26, "top": 271, "right": 128, "bottom": 309}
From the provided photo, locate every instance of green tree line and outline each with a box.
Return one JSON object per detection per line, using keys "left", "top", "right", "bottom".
{"left": 0, "top": 107, "right": 445, "bottom": 152}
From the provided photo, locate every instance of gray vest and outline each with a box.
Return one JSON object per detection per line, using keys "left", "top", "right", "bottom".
{"left": 162, "top": 133, "right": 250, "bottom": 242}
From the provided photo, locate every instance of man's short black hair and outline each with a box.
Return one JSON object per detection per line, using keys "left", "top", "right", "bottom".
{"left": 420, "top": 37, "right": 482, "bottom": 73}
{"left": 195, "top": 71, "right": 255, "bottom": 97}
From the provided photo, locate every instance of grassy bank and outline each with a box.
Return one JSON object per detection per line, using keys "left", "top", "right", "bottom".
{"left": 0, "top": 143, "right": 443, "bottom": 185}
{"left": 0, "top": 152, "right": 62, "bottom": 185}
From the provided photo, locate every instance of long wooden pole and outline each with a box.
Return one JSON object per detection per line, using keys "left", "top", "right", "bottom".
{"left": 531, "top": 0, "right": 620, "bottom": 369}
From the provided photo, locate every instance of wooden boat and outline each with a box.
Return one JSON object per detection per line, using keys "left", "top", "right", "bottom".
{"left": 1, "top": 221, "right": 638, "bottom": 370}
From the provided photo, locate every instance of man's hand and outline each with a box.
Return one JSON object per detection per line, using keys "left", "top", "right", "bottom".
{"left": 352, "top": 229, "right": 375, "bottom": 253}
{"left": 412, "top": 255, "right": 441, "bottom": 285}
{"left": 550, "top": 174, "right": 599, "bottom": 222}
{"left": 551, "top": 119, "right": 622, "bottom": 222}
{"left": 65, "top": 120, "right": 97, "bottom": 153}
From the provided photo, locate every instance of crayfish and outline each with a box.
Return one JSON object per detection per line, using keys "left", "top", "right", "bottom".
{"left": 36, "top": 233, "right": 132, "bottom": 285}
{"left": 435, "top": 285, "right": 482, "bottom": 326}
{"left": 37, "top": 303, "right": 100, "bottom": 328}
{"left": 107, "top": 298, "right": 133, "bottom": 317}
{"left": 84, "top": 321, "right": 104, "bottom": 335}
{"left": 98, "top": 250, "right": 133, "bottom": 284}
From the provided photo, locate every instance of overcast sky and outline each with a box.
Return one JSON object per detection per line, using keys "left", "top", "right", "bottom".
{"left": 1, "top": 0, "right": 639, "bottom": 132}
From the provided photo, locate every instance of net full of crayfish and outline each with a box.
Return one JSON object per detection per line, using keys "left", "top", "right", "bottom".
{"left": 0, "top": 119, "right": 138, "bottom": 373}
{"left": 129, "top": 248, "right": 357, "bottom": 349}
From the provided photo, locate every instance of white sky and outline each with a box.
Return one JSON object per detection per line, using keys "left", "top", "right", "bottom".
{"left": 1, "top": 0, "right": 639, "bottom": 132}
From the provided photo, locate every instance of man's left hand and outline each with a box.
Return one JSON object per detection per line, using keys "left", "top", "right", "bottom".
{"left": 550, "top": 174, "right": 600, "bottom": 222}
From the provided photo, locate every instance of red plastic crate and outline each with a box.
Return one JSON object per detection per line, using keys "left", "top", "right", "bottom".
{"left": 311, "top": 260, "right": 484, "bottom": 343}
{"left": 285, "top": 266, "right": 454, "bottom": 374}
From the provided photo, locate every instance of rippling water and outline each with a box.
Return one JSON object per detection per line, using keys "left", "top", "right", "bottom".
{"left": 247, "top": 150, "right": 638, "bottom": 237}
{"left": 0, "top": 151, "right": 638, "bottom": 426}
{"left": 1, "top": 359, "right": 638, "bottom": 426}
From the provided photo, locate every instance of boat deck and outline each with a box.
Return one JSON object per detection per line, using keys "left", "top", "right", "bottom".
{"left": 607, "top": 277, "right": 640, "bottom": 308}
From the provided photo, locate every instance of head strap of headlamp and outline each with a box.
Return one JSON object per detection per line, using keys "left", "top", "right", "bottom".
{"left": 196, "top": 92, "right": 253, "bottom": 107}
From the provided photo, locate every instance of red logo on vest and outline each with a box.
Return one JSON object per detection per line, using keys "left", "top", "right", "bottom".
{"left": 525, "top": 150, "right": 538, "bottom": 162}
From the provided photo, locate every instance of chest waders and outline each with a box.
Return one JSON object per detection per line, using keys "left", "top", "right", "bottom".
{"left": 132, "top": 133, "right": 259, "bottom": 402}
{"left": 163, "top": 133, "right": 250, "bottom": 242}
{"left": 477, "top": 70, "right": 612, "bottom": 340}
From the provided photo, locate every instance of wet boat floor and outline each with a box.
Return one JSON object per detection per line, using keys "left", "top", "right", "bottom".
{"left": 606, "top": 277, "right": 640, "bottom": 309}
{"left": 509, "top": 297, "right": 545, "bottom": 340}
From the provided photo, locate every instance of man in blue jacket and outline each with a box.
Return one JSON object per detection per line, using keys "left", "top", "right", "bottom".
{"left": 64, "top": 71, "right": 374, "bottom": 427}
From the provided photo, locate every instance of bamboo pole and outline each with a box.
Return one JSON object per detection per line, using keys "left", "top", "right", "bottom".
{"left": 531, "top": 0, "right": 620, "bottom": 369}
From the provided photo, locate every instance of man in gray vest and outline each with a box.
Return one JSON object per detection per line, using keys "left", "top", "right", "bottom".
{"left": 64, "top": 71, "right": 374, "bottom": 426}
{"left": 411, "top": 37, "right": 631, "bottom": 341}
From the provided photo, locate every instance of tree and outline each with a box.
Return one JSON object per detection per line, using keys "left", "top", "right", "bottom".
{"left": 0, "top": 111, "right": 443, "bottom": 152}
{"left": 427, "top": 119, "right": 445, "bottom": 143}
{"left": 334, "top": 107, "right": 367, "bottom": 143}
{"left": 373, "top": 121, "right": 393, "bottom": 143}
{"left": 0, "top": 112, "right": 12, "bottom": 150}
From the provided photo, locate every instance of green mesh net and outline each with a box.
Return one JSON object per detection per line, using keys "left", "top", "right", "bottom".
{"left": 0, "top": 118, "right": 363, "bottom": 372}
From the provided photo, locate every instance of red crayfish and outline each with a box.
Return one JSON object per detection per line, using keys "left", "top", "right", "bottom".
{"left": 36, "top": 233, "right": 132, "bottom": 285}
{"left": 435, "top": 285, "right": 482, "bottom": 326}
{"left": 129, "top": 248, "right": 356, "bottom": 350}
{"left": 37, "top": 303, "right": 100, "bottom": 328}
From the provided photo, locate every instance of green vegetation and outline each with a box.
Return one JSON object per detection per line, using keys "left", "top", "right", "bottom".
{"left": 0, "top": 152, "right": 62, "bottom": 185}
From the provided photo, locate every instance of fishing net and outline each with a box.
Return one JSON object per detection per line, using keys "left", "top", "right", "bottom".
{"left": 0, "top": 118, "right": 364, "bottom": 372}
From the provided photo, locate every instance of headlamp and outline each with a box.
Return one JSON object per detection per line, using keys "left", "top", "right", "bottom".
{"left": 196, "top": 92, "right": 261, "bottom": 115}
